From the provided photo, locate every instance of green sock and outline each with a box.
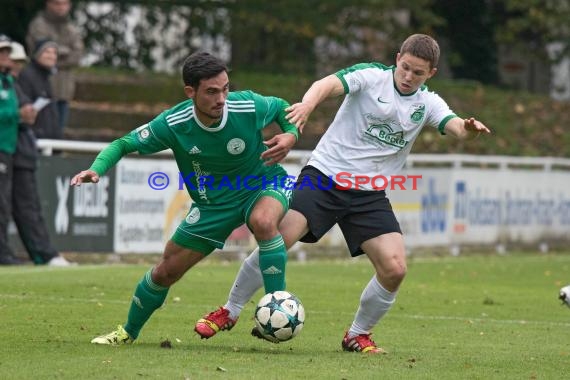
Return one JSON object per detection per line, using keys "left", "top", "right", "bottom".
{"left": 258, "top": 234, "right": 287, "bottom": 293}
{"left": 124, "top": 269, "right": 169, "bottom": 340}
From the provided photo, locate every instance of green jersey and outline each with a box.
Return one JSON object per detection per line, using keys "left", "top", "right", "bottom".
{"left": 130, "top": 90, "right": 297, "bottom": 205}
{"left": 0, "top": 73, "right": 19, "bottom": 154}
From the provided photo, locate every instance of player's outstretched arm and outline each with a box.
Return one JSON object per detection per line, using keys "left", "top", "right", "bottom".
{"left": 286, "top": 74, "right": 344, "bottom": 132}
{"left": 70, "top": 135, "right": 138, "bottom": 186}
{"left": 444, "top": 116, "right": 491, "bottom": 140}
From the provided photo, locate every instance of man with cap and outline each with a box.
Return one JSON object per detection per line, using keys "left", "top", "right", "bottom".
{"left": 0, "top": 35, "right": 24, "bottom": 265}
{"left": 9, "top": 41, "right": 74, "bottom": 267}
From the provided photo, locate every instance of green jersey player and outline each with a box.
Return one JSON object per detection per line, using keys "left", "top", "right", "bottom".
{"left": 71, "top": 51, "right": 299, "bottom": 345}
{"left": 196, "top": 34, "right": 491, "bottom": 353}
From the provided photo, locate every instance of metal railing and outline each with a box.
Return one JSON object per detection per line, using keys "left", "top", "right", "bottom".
{"left": 37, "top": 138, "right": 570, "bottom": 171}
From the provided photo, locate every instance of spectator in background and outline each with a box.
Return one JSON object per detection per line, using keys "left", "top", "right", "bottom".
{"left": 9, "top": 41, "right": 73, "bottom": 267}
{"left": 0, "top": 35, "right": 23, "bottom": 265}
{"left": 26, "top": 0, "right": 84, "bottom": 133}
{"left": 18, "top": 39, "right": 61, "bottom": 140}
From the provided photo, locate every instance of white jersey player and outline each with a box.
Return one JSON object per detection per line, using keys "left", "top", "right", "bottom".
{"left": 195, "top": 34, "right": 491, "bottom": 354}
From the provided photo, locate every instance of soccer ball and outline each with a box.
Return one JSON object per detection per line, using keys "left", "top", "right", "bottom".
{"left": 254, "top": 290, "right": 305, "bottom": 343}
{"left": 560, "top": 285, "right": 570, "bottom": 308}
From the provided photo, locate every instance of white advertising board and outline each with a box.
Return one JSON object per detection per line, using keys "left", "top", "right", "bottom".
{"left": 114, "top": 158, "right": 190, "bottom": 253}
{"left": 389, "top": 169, "right": 452, "bottom": 247}
{"left": 111, "top": 155, "right": 570, "bottom": 254}
{"left": 450, "top": 169, "right": 570, "bottom": 244}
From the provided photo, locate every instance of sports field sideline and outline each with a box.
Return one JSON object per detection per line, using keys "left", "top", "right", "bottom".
{"left": 1, "top": 252, "right": 568, "bottom": 379}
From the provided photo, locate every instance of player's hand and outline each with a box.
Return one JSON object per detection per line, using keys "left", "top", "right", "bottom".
{"left": 70, "top": 170, "right": 100, "bottom": 186}
{"left": 261, "top": 133, "right": 297, "bottom": 166}
{"left": 285, "top": 102, "right": 314, "bottom": 133}
{"left": 464, "top": 117, "right": 491, "bottom": 134}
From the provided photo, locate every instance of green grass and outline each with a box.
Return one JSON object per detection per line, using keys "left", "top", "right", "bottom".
{"left": 1, "top": 253, "right": 569, "bottom": 379}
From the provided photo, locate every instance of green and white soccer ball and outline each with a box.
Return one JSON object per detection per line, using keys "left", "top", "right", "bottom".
{"left": 254, "top": 290, "right": 305, "bottom": 342}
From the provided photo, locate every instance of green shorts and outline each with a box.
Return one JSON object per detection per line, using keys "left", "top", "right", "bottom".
{"left": 171, "top": 175, "right": 294, "bottom": 255}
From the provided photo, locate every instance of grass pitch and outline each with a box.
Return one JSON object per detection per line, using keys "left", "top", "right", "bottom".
{"left": 1, "top": 252, "right": 569, "bottom": 379}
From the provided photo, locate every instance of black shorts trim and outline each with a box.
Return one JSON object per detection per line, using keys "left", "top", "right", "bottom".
{"left": 290, "top": 166, "right": 401, "bottom": 256}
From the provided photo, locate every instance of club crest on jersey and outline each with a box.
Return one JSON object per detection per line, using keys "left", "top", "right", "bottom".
{"left": 135, "top": 124, "right": 150, "bottom": 141}
{"left": 227, "top": 138, "right": 245, "bottom": 155}
{"left": 409, "top": 103, "right": 426, "bottom": 124}
{"left": 185, "top": 206, "right": 200, "bottom": 224}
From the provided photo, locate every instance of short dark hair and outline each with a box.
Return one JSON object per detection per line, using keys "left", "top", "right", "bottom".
{"left": 400, "top": 34, "right": 440, "bottom": 69}
{"left": 182, "top": 51, "right": 228, "bottom": 88}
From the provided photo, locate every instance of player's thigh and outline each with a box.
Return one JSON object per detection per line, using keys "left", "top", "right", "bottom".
{"left": 361, "top": 232, "right": 407, "bottom": 280}
{"left": 278, "top": 209, "right": 310, "bottom": 249}
{"left": 245, "top": 181, "right": 291, "bottom": 236}
{"left": 337, "top": 191, "right": 401, "bottom": 256}
{"left": 290, "top": 166, "right": 346, "bottom": 244}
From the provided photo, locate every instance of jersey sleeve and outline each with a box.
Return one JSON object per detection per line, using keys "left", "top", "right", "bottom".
{"left": 88, "top": 113, "right": 174, "bottom": 175}
{"left": 334, "top": 62, "right": 389, "bottom": 95}
{"left": 89, "top": 134, "right": 138, "bottom": 175}
{"left": 129, "top": 113, "right": 172, "bottom": 154}
{"left": 425, "top": 93, "right": 457, "bottom": 135}
{"left": 249, "top": 91, "right": 299, "bottom": 139}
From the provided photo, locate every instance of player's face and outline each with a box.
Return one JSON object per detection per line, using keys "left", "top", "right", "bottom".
{"left": 394, "top": 53, "right": 437, "bottom": 94}
{"left": 185, "top": 71, "right": 229, "bottom": 125}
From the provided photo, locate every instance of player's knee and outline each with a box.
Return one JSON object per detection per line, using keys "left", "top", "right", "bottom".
{"left": 392, "top": 264, "right": 407, "bottom": 283}
{"left": 249, "top": 215, "right": 279, "bottom": 240}
{"left": 382, "top": 261, "right": 407, "bottom": 285}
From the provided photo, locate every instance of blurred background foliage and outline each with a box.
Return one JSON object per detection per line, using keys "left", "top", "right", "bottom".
{"left": 3, "top": 0, "right": 568, "bottom": 78}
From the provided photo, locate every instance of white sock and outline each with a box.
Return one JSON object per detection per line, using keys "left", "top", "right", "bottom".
{"left": 348, "top": 276, "right": 396, "bottom": 337}
{"left": 224, "top": 247, "right": 263, "bottom": 319}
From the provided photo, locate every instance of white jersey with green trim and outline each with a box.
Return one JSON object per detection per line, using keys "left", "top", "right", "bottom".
{"left": 307, "top": 62, "right": 456, "bottom": 191}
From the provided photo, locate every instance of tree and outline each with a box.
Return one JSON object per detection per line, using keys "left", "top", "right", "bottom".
{"left": 432, "top": 0, "right": 498, "bottom": 83}
{"left": 3, "top": 1, "right": 444, "bottom": 73}
{"left": 493, "top": 0, "right": 570, "bottom": 63}
{"left": 229, "top": 0, "right": 443, "bottom": 74}
{"left": 76, "top": 1, "right": 228, "bottom": 71}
